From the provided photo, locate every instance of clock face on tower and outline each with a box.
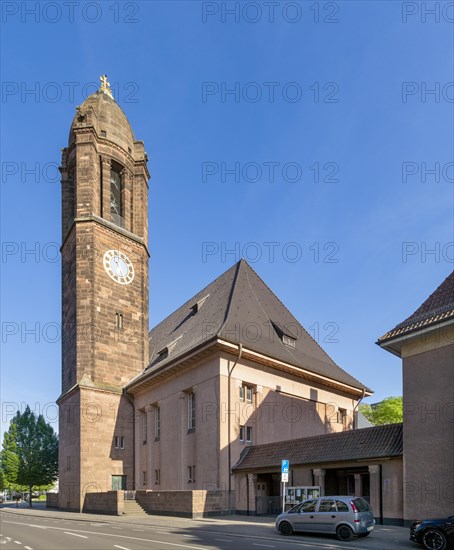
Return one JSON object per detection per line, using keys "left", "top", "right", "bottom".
{"left": 103, "top": 250, "right": 135, "bottom": 285}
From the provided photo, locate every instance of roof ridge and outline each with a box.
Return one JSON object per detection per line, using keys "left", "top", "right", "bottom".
{"left": 217, "top": 259, "right": 244, "bottom": 337}
{"left": 236, "top": 262, "right": 366, "bottom": 388}
{"left": 148, "top": 261, "right": 240, "bottom": 340}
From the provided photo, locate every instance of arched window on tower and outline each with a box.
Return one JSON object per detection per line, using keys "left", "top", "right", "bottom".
{"left": 110, "top": 162, "right": 124, "bottom": 228}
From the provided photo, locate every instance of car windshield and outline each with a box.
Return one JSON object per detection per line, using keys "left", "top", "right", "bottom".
{"left": 352, "top": 497, "right": 371, "bottom": 512}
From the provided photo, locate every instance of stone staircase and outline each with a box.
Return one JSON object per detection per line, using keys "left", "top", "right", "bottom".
{"left": 123, "top": 499, "right": 149, "bottom": 516}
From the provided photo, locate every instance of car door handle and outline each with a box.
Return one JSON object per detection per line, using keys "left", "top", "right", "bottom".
{"left": 331, "top": 515, "right": 336, "bottom": 518}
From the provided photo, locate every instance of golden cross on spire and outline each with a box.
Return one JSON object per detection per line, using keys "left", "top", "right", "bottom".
{"left": 99, "top": 74, "right": 114, "bottom": 99}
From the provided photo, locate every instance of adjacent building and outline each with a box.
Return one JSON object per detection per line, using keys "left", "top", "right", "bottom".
{"left": 377, "top": 271, "right": 454, "bottom": 523}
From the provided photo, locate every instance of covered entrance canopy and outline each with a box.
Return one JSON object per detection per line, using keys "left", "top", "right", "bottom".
{"left": 233, "top": 424, "right": 403, "bottom": 525}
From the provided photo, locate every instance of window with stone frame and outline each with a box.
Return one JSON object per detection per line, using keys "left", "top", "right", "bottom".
{"left": 110, "top": 162, "right": 124, "bottom": 227}
{"left": 154, "top": 405, "right": 160, "bottom": 440}
{"left": 188, "top": 391, "right": 196, "bottom": 431}
{"left": 142, "top": 410, "right": 147, "bottom": 444}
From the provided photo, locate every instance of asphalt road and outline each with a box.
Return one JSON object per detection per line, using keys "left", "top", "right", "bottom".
{"left": 0, "top": 511, "right": 417, "bottom": 550}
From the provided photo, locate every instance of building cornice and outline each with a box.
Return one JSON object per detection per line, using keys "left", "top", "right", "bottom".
{"left": 376, "top": 317, "right": 454, "bottom": 357}
{"left": 60, "top": 215, "right": 150, "bottom": 257}
{"left": 126, "top": 338, "right": 370, "bottom": 398}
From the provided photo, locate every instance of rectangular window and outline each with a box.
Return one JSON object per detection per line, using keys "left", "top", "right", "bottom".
{"left": 154, "top": 405, "right": 160, "bottom": 440}
{"left": 110, "top": 165, "right": 123, "bottom": 226}
{"left": 246, "top": 426, "right": 253, "bottom": 443}
{"left": 239, "top": 425, "right": 245, "bottom": 443}
{"left": 120, "top": 436, "right": 125, "bottom": 449}
{"left": 66, "top": 456, "right": 70, "bottom": 470}
{"left": 338, "top": 408, "right": 347, "bottom": 425}
{"left": 114, "top": 436, "right": 119, "bottom": 449}
{"left": 188, "top": 391, "right": 196, "bottom": 431}
{"left": 142, "top": 411, "right": 147, "bottom": 444}
{"left": 187, "top": 465, "right": 196, "bottom": 483}
{"left": 154, "top": 469, "right": 160, "bottom": 485}
{"left": 240, "top": 384, "right": 253, "bottom": 403}
{"left": 246, "top": 386, "right": 253, "bottom": 404}
{"left": 142, "top": 471, "right": 147, "bottom": 486}
{"left": 116, "top": 312, "right": 124, "bottom": 330}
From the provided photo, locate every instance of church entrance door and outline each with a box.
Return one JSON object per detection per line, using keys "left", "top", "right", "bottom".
{"left": 112, "top": 475, "right": 127, "bottom": 491}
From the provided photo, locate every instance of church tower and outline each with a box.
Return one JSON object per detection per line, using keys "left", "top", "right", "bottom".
{"left": 57, "top": 76, "right": 149, "bottom": 511}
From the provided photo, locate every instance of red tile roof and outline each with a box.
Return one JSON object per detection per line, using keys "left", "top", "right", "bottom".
{"left": 233, "top": 423, "right": 403, "bottom": 471}
{"left": 378, "top": 271, "right": 454, "bottom": 344}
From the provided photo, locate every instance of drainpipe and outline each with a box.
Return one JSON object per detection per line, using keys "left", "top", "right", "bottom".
{"left": 123, "top": 389, "right": 136, "bottom": 491}
{"left": 353, "top": 388, "right": 366, "bottom": 429}
{"left": 227, "top": 343, "right": 243, "bottom": 514}
{"left": 379, "top": 464, "right": 383, "bottom": 525}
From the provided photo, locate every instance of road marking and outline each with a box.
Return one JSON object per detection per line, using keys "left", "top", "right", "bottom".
{"left": 1, "top": 520, "right": 351, "bottom": 549}
{"left": 2, "top": 521, "right": 208, "bottom": 550}
{"left": 132, "top": 529, "right": 144, "bottom": 532}
{"left": 27, "top": 525, "right": 46, "bottom": 530}
{"left": 14, "top": 542, "right": 22, "bottom": 545}
{"left": 114, "top": 546, "right": 131, "bottom": 550}
{"left": 111, "top": 527, "right": 123, "bottom": 530}
{"left": 24, "top": 547, "right": 33, "bottom": 550}
{"left": 64, "top": 532, "right": 88, "bottom": 538}
{"left": 252, "top": 545, "right": 276, "bottom": 548}
{"left": 215, "top": 539, "right": 233, "bottom": 542}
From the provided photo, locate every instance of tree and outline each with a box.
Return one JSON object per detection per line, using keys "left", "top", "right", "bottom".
{"left": 359, "top": 396, "right": 403, "bottom": 426}
{"left": 1, "top": 406, "right": 58, "bottom": 507}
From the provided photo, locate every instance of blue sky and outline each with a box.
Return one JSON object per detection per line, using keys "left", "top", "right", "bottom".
{"left": 1, "top": 1, "right": 453, "bottom": 435}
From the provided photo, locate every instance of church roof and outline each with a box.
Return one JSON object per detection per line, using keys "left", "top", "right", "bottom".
{"left": 378, "top": 271, "right": 454, "bottom": 346}
{"left": 233, "top": 423, "right": 403, "bottom": 471}
{"left": 139, "top": 260, "right": 370, "bottom": 393}
{"left": 69, "top": 90, "right": 136, "bottom": 152}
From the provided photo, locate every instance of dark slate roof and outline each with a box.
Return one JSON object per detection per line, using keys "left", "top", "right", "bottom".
{"left": 233, "top": 423, "right": 403, "bottom": 471}
{"left": 378, "top": 271, "right": 454, "bottom": 343}
{"left": 139, "top": 260, "right": 370, "bottom": 392}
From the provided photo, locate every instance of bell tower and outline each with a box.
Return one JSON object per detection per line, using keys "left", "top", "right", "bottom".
{"left": 57, "top": 76, "right": 149, "bottom": 511}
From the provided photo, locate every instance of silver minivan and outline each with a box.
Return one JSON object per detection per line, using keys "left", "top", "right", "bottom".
{"left": 275, "top": 496, "right": 375, "bottom": 541}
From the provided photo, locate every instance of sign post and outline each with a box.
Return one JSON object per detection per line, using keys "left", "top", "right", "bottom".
{"left": 281, "top": 459, "right": 289, "bottom": 513}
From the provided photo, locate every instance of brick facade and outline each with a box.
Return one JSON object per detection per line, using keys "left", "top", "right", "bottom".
{"left": 58, "top": 90, "right": 149, "bottom": 511}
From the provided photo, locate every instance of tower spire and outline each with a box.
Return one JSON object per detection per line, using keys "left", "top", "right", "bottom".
{"left": 99, "top": 74, "right": 114, "bottom": 99}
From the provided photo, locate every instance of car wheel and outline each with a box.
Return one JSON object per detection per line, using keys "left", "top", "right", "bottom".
{"left": 422, "top": 529, "right": 447, "bottom": 550}
{"left": 279, "top": 521, "right": 293, "bottom": 536}
{"left": 336, "top": 525, "right": 354, "bottom": 541}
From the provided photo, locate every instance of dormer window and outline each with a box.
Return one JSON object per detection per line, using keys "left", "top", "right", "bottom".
{"left": 270, "top": 321, "right": 298, "bottom": 348}
{"left": 282, "top": 334, "right": 296, "bottom": 348}
{"left": 157, "top": 335, "right": 182, "bottom": 358}
{"left": 191, "top": 294, "right": 210, "bottom": 314}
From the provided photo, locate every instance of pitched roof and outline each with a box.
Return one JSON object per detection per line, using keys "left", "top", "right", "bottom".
{"left": 233, "top": 423, "right": 403, "bottom": 471}
{"left": 378, "top": 271, "right": 454, "bottom": 344}
{"left": 134, "top": 260, "right": 370, "bottom": 392}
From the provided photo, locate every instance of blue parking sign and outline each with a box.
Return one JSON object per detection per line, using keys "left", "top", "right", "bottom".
{"left": 281, "top": 459, "right": 289, "bottom": 473}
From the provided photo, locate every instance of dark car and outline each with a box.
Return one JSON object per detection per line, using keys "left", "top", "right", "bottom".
{"left": 410, "top": 516, "right": 454, "bottom": 550}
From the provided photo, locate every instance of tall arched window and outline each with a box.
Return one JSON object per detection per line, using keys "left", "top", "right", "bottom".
{"left": 110, "top": 163, "right": 124, "bottom": 227}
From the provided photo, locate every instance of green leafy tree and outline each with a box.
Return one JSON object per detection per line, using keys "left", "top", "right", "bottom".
{"left": 359, "top": 396, "right": 403, "bottom": 426}
{"left": 1, "top": 406, "right": 58, "bottom": 507}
